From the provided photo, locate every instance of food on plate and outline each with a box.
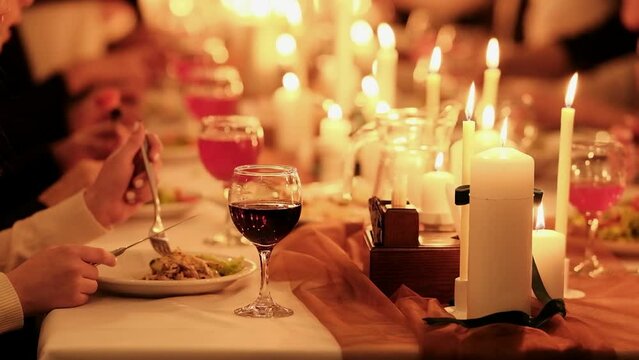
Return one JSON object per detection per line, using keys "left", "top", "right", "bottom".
{"left": 570, "top": 195, "right": 639, "bottom": 243}
{"left": 143, "top": 250, "right": 245, "bottom": 280}
{"left": 158, "top": 187, "right": 202, "bottom": 203}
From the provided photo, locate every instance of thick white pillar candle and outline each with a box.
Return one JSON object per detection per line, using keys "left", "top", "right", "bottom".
{"left": 422, "top": 152, "right": 454, "bottom": 224}
{"left": 273, "top": 72, "right": 313, "bottom": 155}
{"left": 532, "top": 202, "right": 566, "bottom": 299}
{"left": 482, "top": 38, "right": 500, "bottom": 110}
{"left": 474, "top": 105, "right": 501, "bottom": 152}
{"left": 426, "top": 46, "right": 442, "bottom": 119}
{"left": 467, "top": 119, "right": 534, "bottom": 318}
{"left": 555, "top": 73, "right": 578, "bottom": 235}
{"left": 375, "top": 23, "right": 397, "bottom": 107}
{"left": 319, "top": 103, "right": 351, "bottom": 182}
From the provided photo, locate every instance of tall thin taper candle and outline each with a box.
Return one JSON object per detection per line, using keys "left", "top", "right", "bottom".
{"left": 426, "top": 46, "right": 442, "bottom": 119}
{"left": 461, "top": 82, "right": 476, "bottom": 280}
{"left": 555, "top": 73, "right": 578, "bottom": 235}
{"left": 335, "top": 0, "right": 354, "bottom": 112}
{"left": 482, "top": 38, "right": 500, "bottom": 109}
{"left": 375, "top": 23, "right": 397, "bottom": 107}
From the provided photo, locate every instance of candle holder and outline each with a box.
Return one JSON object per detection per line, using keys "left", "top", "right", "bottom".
{"left": 364, "top": 197, "right": 460, "bottom": 303}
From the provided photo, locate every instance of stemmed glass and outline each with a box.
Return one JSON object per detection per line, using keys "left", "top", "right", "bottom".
{"left": 569, "top": 139, "right": 627, "bottom": 277}
{"left": 197, "top": 115, "right": 264, "bottom": 245}
{"left": 182, "top": 63, "right": 243, "bottom": 120}
{"left": 228, "top": 165, "right": 302, "bottom": 318}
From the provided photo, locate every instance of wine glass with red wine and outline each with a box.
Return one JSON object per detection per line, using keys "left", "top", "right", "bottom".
{"left": 228, "top": 165, "right": 302, "bottom": 318}
{"left": 198, "top": 115, "right": 264, "bottom": 245}
{"left": 569, "top": 138, "right": 627, "bottom": 277}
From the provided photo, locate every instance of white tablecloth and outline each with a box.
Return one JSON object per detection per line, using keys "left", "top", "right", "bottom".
{"left": 38, "top": 158, "right": 341, "bottom": 360}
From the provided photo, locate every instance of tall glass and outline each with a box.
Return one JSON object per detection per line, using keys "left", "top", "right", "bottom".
{"left": 569, "top": 139, "right": 627, "bottom": 277}
{"left": 197, "top": 116, "right": 264, "bottom": 245}
{"left": 228, "top": 165, "right": 302, "bottom": 318}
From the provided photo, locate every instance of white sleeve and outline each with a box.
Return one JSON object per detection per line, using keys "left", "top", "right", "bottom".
{"left": 0, "top": 273, "right": 23, "bottom": 334}
{"left": 0, "top": 191, "right": 109, "bottom": 271}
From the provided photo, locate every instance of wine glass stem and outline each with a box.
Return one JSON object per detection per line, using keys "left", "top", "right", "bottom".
{"left": 585, "top": 217, "right": 599, "bottom": 264}
{"left": 257, "top": 247, "right": 273, "bottom": 302}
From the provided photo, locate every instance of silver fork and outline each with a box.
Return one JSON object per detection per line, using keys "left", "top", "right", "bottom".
{"left": 109, "top": 215, "right": 198, "bottom": 257}
{"left": 139, "top": 135, "right": 172, "bottom": 256}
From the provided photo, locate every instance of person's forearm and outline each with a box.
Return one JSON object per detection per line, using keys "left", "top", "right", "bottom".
{"left": 500, "top": 44, "right": 574, "bottom": 78}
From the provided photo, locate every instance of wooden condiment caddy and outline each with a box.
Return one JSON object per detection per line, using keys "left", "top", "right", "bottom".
{"left": 364, "top": 197, "right": 459, "bottom": 304}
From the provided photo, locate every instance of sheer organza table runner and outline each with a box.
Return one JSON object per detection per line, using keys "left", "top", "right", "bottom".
{"left": 270, "top": 222, "right": 639, "bottom": 360}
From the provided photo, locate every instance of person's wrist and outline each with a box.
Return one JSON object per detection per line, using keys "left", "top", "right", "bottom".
{"left": 83, "top": 188, "right": 112, "bottom": 228}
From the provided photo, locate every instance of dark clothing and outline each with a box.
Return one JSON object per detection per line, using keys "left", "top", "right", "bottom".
{"left": 562, "top": 12, "right": 638, "bottom": 71}
{"left": 0, "top": 29, "right": 69, "bottom": 229}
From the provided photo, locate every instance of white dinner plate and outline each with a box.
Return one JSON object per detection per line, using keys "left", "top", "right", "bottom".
{"left": 98, "top": 249, "right": 257, "bottom": 297}
{"left": 132, "top": 201, "right": 199, "bottom": 219}
{"left": 604, "top": 241, "right": 639, "bottom": 257}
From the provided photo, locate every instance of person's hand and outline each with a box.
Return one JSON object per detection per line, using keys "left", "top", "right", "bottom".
{"left": 52, "top": 121, "right": 129, "bottom": 171}
{"left": 6, "top": 245, "right": 116, "bottom": 316}
{"left": 610, "top": 113, "right": 639, "bottom": 182}
{"left": 84, "top": 123, "right": 163, "bottom": 227}
{"left": 66, "top": 87, "right": 141, "bottom": 132}
{"left": 38, "top": 160, "right": 103, "bottom": 207}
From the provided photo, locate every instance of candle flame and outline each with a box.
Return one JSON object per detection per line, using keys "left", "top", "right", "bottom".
{"left": 351, "top": 20, "right": 374, "bottom": 45}
{"left": 328, "top": 103, "right": 343, "bottom": 120}
{"left": 535, "top": 202, "right": 546, "bottom": 230}
{"left": 371, "top": 60, "right": 378, "bottom": 76}
{"left": 169, "top": 0, "right": 194, "bottom": 17}
{"left": 361, "top": 75, "right": 379, "bottom": 97}
{"left": 377, "top": 23, "right": 396, "bottom": 49}
{"left": 500, "top": 116, "right": 509, "bottom": 147}
{"left": 276, "top": 33, "right": 297, "bottom": 57}
{"left": 486, "top": 38, "right": 500, "bottom": 69}
{"left": 434, "top": 152, "right": 444, "bottom": 171}
{"left": 429, "top": 46, "right": 442, "bottom": 73}
{"left": 376, "top": 101, "right": 390, "bottom": 114}
{"left": 250, "top": 0, "right": 271, "bottom": 17}
{"left": 565, "top": 72, "right": 578, "bottom": 107}
{"left": 465, "top": 82, "right": 476, "bottom": 121}
{"left": 284, "top": 0, "right": 302, "bottom": 26}
{"left": 282, "top": 72, "right": 300, "bottom": 91}
{"left": 481, "top": 104, "right": 495, "bottom": 130}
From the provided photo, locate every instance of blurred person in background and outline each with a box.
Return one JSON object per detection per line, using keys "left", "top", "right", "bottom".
{"left": 0, "top": 0, "right": 166, "bottom": 229}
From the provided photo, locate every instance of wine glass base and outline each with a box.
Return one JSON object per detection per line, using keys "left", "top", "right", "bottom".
{"left": 203, "top": 233, "right": 251, "bottom": 246}
{"left": 573, "top": 257, "right": 605, "bottom": 278}
{"left": 564, "top": 288, "right": 586, "bottom": 299}
{"left": 234, "top": 301, "right": 294, "bottom": 318}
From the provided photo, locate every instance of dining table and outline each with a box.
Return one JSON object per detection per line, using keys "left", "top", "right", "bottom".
{"left": 37, "top": 145, "right": 639, "bottom": 360}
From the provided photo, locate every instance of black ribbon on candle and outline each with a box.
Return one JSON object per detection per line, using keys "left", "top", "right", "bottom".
{"left": 424, "top": 258, "right": 566, "bottom": 329}
{"left": 425, "top": 187, "right": 566, "bottom": 329}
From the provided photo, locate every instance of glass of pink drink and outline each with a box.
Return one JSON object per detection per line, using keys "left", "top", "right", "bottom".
{"left": 183, "top": 65, "right": 243, "bottom": 120}
{"left": 228, "top": 165, "right": 302, "bottom": 318}
{"left": 569, "top": 139, "right": 627, "bottom": 277}
{"left": 198, "top": 115, "right": 264, "bottom": 245}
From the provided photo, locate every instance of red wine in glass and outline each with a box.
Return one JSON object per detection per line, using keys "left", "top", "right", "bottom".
{"left": 569, "top": 183, "right": 624, "bottom": 217}
{"left": 197, "top": 136, "right": 260, "bottom": 183}
{"left": 229, "top": 202, "right": 302, "bottom": 247}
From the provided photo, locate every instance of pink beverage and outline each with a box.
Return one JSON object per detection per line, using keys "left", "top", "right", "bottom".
{"left": 569, "top": 183, "right": 624, "bottom": 217}
{"left": 198, "top": 135, "right": 260, "bottom": 182}
{"left": 185, "top": 95, "right": 238, "bottom": 119}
